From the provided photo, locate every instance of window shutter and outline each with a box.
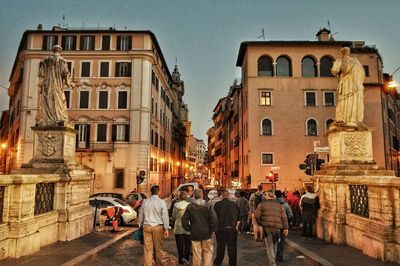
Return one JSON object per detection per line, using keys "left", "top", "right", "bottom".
{"left": 42, "top": 36, "right": 47, "bottom": 50}
{"left": 74, "top": 124, "right": 79, "bottom": 148}
{"left": 54, "top": 36, "right": 58, "bottom": 46}
{"left": 90, "top": 36, "right": 95, "bottom": 50}
{"left": 86, "top": 125, "right": 91, "bottom": 148}
{"left": 128, "top": 63, "right": 132, "bottom": 77}
{"left": 128, "top": 36, "right": 132, "bottom": 50}
{"left": 125, "top": 125, "right": 130, "bottom": 142}
{"left": 112, "top": 125, "right": 117, "bottom": 141}
{"left": 115, "top": 62, "right": 120, "bottom": 77}
{"left": 80, "top": 36, "right": 84, "bottom": 50}
{"left": 117, "top": 36, "right": 121, "bottom": 50}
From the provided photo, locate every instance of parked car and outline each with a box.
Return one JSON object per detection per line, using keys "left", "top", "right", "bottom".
{"left": 125, "top": 192, "right": 148, "bottom": 211}
{"left": 89, "top": 196, "right": 137, "bottom": 225}
{"left": 90, "top": 192, "right": 124, "bottom": 200}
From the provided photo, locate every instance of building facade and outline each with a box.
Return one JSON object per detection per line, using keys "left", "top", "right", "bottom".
{"left": 208, "top": 29, "right": 399, "bottom": 190}
{"left": 4, "top": 26, "right": 189, "bottom": 197}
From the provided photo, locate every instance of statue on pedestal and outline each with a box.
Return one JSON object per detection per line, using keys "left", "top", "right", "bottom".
{"left": 331, "top": 47, "right": 365, "bottom": 127}
{"left": 37, "top": 45, "right": 72, "bottom": 127}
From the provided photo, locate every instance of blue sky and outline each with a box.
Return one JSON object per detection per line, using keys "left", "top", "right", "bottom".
{"left": 1, "top": 0, "right": 400, "bottom": 141}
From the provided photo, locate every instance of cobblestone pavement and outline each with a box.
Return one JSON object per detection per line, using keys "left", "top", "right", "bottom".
{"left": 84, "top": 230, "right": 313, "bottom": 266}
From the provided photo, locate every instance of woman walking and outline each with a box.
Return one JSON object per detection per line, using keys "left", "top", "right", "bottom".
{"left": 172, "top": 191, "right": 191, "bottom": 265}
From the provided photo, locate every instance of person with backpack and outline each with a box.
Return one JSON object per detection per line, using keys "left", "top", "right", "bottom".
{"left": 172, "top": 191, "right": 191, "bottom": 265}
{"left": 300, "top": 178, "right": 320, "bottom": 239}
{"left": 249, "top": 185, "right": 265, "bottom": 241}
{"left": 275, "top": 190, "right": 293, "bottom": 262}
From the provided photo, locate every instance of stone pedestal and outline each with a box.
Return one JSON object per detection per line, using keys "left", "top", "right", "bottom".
{"left": 328, "top": 124, "right": 374, "bottom": 164}
{"left": 25, "top": 126, "right": 77, "bottom": 170}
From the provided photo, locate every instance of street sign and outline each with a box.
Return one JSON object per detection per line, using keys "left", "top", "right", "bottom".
{"left": 313, "top": 140, "right": 320, "bottom": 147}
{"left": 314, "top": 146, "right": 329, "bottom": 153}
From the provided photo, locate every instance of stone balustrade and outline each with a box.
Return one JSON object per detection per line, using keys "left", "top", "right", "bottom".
{"left": 0, "top": 167, "right": 94, "bottom": 259}
{"left": 315, "top": 167, "right": 400, "bottom": 263}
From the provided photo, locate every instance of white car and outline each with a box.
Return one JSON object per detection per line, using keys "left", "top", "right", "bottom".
{"left": 89, "top": 196, "right": 137, "bottom": 225}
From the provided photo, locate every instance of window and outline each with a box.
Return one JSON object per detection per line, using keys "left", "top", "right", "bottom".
{"left": 261, "top": 119, "right": 272, "bottom": 135}
{"left": 320, "top": 56, "right": 334, "bottom": 77}
{"left": 112, "top": 124, "right": 129, "bottom": 142}
{"left": 260, "top": 91, "right": 271, "bottom": 106}
{"left": 115, "top": 169, "right": 124, "bottom": 188}
{"left": 324, "top": 92, "right": 335, "bottom": 106}
{"left": 81, "top": 62, "right": 91, "bottom": 77}
{"left": 64, "top": 91, "right": 71, "bottom": 109}
{"left": 307, "top": 119, "right": 318, "bottom": 136}
{"left": 258, "top": 56, "right": 273, "bottom": 76}
{"left": 76, "top": 124, "right": 90, "bottom": 149}
{"left": 79, "top": 91, "right": 89, "bottom": 109}
{"left": 261, "top": 153, "right": 273, "bottom": 165}
{"left": 116, "top": 62, "right": 131, "bottom": 77}
{"left": 276, "top": 56, "right": 292, "bottom": 76}
{"left": 43, "top": 35, "right": 58, "bottom": 50}
{"left": 117, "top": 91, "right": 128, "bottom": 109}
{"left": 80, "top": 35, "right": 95, "bottom": 50}
{"left": 302, "top": 56, "right": 317, "bottom": 77}
{"left": 305, "top": 91, "right": 316, "bottom": 106}
{"left": 67, "top": 62, "right": 73, "bottom": 74}
{"left": 100, "top": 62, "right": 109, "bottom": 77}
{"left": 326, "top": 119, "right": 334, "bottom": 132}
{"left": 61, "top": 36, "right": 76, "bottom": 50}
{"left": 97, "top": 124, "right": 107, "bottom": 142}
{"left": 98, "top": 91, "right": 108, "bottom": 109}
{"left": 117, "top": 35, "right": 132, "bottom": 51}
{"left": 363, "top": 65, "right": 369, "bottom": 77}
{"left": 102, "top": 35, "right": 110, "bottom": 50}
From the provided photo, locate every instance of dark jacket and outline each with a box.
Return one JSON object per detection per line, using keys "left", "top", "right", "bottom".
{"left": 182, "top": 200, "right": 218, "bottom": 241}
{"left": 255, "top": 199, "right": 289, "bottom": 232}
{"left": 214, "top": 198, "right": 240, "bottom": 232}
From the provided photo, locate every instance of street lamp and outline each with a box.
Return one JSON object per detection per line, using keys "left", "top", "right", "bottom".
{"left": 1, "top": 143, "right": 7, "bottom": 174}
{"left": 388, "top": 66, "right": 400, "bottom": 88}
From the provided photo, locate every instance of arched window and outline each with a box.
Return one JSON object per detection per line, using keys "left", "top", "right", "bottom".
{"left": 258, "top": 56, "right": 273, "bottom": 76}
{"left": 325, "top": 119, "right": 334, "bottom": 131}
{"left": 302, "top": 56, "right": 317, "bottom": 77}
{"left": 261, "top": 119, "right": 272, "bottom": 135}
{"left": 306, "top": 119, "right": 317, "bottom": 136}
{"left": 320, "top": 56, "right": 334, "bottom": 77}
{"left": 276, "top": 56, "right": 292, "bottom": 76}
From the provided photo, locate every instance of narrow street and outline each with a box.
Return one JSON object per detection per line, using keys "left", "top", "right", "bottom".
{"left": 84, "top": 227, "right": 313, "bottom": 266}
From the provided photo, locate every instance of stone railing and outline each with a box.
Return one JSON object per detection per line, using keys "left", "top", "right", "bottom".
{"left": 315, "top": 171, "right": 400, "bottom": 263}
{"left": 0, "top": 167, "right": 94, "bottom": 259}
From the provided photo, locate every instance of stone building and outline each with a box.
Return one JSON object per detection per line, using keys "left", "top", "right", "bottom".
{"left": 4, "top": 25, "right": 190, "bottom": 196}
{"left": 208, "top": 29, "right": 400, "bottom": 190}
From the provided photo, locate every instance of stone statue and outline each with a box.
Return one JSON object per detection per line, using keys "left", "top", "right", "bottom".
{"left": 37, "top": 45, "right": 72, "bottom": 127}
{"left": 331, "top": 47, "right": 365, "bottom": 127}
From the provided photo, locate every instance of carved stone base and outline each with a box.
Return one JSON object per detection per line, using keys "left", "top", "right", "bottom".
{"left": 328, "top": 125, "right": 373, "bottom": 164}
{"left": 26, "top": 126, "right": 77, "bottom": 170}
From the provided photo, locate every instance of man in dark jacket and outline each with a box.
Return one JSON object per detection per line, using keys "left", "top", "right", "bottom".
{"left": 213, "top": 190, "right": 241, "bottom": 266}
{"left": 255, "top": 190, "right": 289, "bottom": 266}
{"left": 182, "top": 189, "right": 218, "bottom": 266}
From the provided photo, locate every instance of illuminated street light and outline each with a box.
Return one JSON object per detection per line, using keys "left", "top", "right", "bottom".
{"left": 176, "top": 161, "right": 180, "bottom": 166}
{"left": 388, "top": 66, "right": 400, "bottom": 88}
{"left": 1, "top": 143, "right": 6, "bottom": 149}
{"left": 160, "top": 158, "right": 165, "bottom": 164}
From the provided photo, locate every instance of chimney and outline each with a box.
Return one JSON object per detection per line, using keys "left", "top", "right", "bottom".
{"left": 316, "top": 27, "right": 331, "bottom": 42}
{"left": 37, "top": 24, "right": 43, "bottom": 31}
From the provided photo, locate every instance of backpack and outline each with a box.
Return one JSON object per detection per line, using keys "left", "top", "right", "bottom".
{"left": 254, "top": 193, "right": 263, "bottom": 209}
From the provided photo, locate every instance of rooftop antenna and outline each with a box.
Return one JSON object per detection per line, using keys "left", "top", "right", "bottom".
{"left": 97, "top": 22, "right": 100, "bottom": 29}
{"left": 175, "top": 57, "right": 178, "bottom": 65}
{"left": 62, "top": 15, "right": 66, "bottom": 28}
{"left": 327, "top": 20, "right": 338, "bottom": 38}
{"left": 257, "top": 28, "right": 265, "bottom": 41}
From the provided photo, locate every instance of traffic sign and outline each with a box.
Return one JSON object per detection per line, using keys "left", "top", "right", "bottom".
{"left": 314, "top": 146, "right": 329, "bottom": 153}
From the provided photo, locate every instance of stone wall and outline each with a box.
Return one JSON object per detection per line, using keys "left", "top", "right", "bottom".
{"left": 0, "top": 167, "right": 93, "bottom": 259}
{"left": 315, "top": 166, "right": 400, "bottom": 263}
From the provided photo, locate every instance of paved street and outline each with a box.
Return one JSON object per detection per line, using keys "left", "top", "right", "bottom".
{"left": 83, "top": 228, "right": 313, "bottom": 266}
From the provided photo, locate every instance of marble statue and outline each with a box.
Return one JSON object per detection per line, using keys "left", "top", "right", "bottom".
{"left": 331, "top": 47, "right": 365, "bottom": 127}
{"left": 37, "top": 45, "right": 72, "bottom": 127}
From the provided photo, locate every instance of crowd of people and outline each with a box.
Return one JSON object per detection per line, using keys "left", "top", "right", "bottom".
{"left": 137, "top": 178, "right": 320, "bottom": 266}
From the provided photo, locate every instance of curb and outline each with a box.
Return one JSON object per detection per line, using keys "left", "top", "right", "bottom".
{"left": 286, "top": 239, "right": 335, "bottom": 266}
{"left": 61, "top": 228, "right": 136, "bottom": 266}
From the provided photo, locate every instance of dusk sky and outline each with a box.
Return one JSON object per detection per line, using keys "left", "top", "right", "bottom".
{"left": 1, "top": 0, "right": 400, "bottom": 141}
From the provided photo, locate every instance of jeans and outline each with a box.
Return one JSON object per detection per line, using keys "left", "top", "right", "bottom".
{"left": 175, "top": 234, "right": 191, "bottom": 263}
{"left": 264, "top": 231, "right": 279, "bottom": 266}
{"left": 276, "top": 229, "right": 285, "bottom": 261}
{"left": 214, "top": 230, "right": 237, "bottom": 266}
{"left": 302, "top": 215, "right": 313, "bottom": 238}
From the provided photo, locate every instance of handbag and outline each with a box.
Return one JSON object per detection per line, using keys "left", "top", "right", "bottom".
{"left": 133, "top": 227, "right": 144, "bottom": 243}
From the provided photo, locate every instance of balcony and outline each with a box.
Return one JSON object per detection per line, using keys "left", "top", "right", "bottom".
{"left": 76, "top": 142, "right": 114, "bottom": 152}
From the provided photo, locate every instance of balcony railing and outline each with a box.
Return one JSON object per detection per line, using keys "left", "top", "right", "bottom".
{"left": 76, "top": 142, "right": 115, "bottom": 152}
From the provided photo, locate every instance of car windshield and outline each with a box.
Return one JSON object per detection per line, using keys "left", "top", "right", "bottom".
{"left": 114, "top": 199, "right": 129, "bottom": 206}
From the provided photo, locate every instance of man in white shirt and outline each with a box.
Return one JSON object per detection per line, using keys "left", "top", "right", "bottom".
{"left": 138, "top": 185, "right": 169, "bottom": 266}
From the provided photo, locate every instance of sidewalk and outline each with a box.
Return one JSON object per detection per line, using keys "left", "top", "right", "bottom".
{"left": 2, "top": 227, "right": 135, "bottom": 266}
{"left": 287, "top": 231, "right": 398, "bottom": 266}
